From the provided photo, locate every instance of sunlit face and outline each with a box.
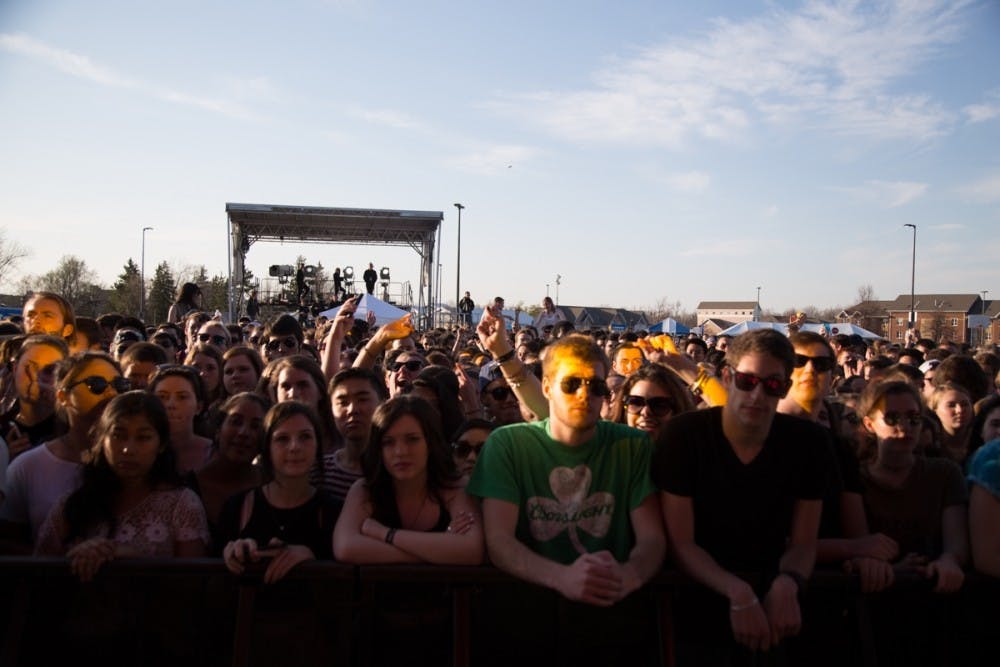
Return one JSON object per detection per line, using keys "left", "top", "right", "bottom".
{"left": 723, "top": 352, "right": 787, "bottom": 433}
{"left": 153, "top": 375, "right": 201, "bottom": 433}
{"left": 102, "top": 414, "right": 162, "bottom": 483}
{"left": 380, "top": 414, "right": 429, "bottom": 483}
{"left": 452, "top": 426, "right": 490, "bottom": 477}
{"left": 625, "top": 380, "right": 674, "bottom": 441}
{"left": 24, "top": 297, "right": 70, "bottom": 338}
{"left": 613, "top": 348, "right": 643, "bottom": 377}
{"left": 122, "top": 360, "right": 157, "bottom": 391}
{"left": 542, "top": 351, "right": 605, "bottom": 436}
{"left": 269, "top": 413, "right": 318, "bottom": 479}
{"left": 934, "top": 389, "right": 972, "bottom": 435}
{"left": 864, "top": 392, "right": 923, "bottom": 466}
{"left": 276, "top": 366, "right": 320, "bottom": 408}
{"left": 981, "top": 406, "right": 1000, "bottom": 445}
{"left": 716, "top": 338, "right": 730, "bottom": 353}
{"left": 218, "top": 398, "right": 265, "bottom": 464}
{"left": 685, "top": 343, "right": 706, "bottom": 363}
{"left": 789, "top": 342, "right": 834, "bottom": 405}
{"left": 14, "top": 343, "right": 65, "bottom": 406}
{"left": 59, "top": 359, "right": 124, "bottom": 419}
{"left": 191, "top": 353, "right": 221, "bottom": 396}
{"left": 386, "top": 352, "right": 425, "bottom": 397}
{"left": 331, "top": 378, "right": 379, "bottom": 445}
{"left": 223, "top": 354, "right": 259, "bottom": 395}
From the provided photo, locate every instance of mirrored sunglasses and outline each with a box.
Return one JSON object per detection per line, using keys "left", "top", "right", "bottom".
{"left": 558, "top": 376, "right": 610, "bottom": 397}
{"left": 880, "top": 412, "right": 923, "bottom": 428}
{"left": 732, "top": 371, "right": 789, "bottom": 398}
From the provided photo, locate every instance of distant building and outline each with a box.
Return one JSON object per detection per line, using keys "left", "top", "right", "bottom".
{"left": 552, "top": 306, "right": 649, "bottom": 332}
{"left": 838, "top": 300, "right": 894, "bottom": 338}
{"left": 882, "top": 293, "right": 987, "bottom": 344}
{"left": 696, "top": 301, "right": 761, "bottom": 327}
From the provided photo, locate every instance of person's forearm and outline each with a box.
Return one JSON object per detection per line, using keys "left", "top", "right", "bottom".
{"left": 778, "top": 541, "right": 817, "bottom": 580}
{"left": 498, "top": 357, "right": 548, "bottom": 419}
{"left": 332, "top": 531, "right": 421, "bottom": 564}
{"left": 391, "top": 528, "right": 484, "bottom": 565}
{"left": 486, "top": 530, "right": 566, "bottom": 592}
{"left": 320, "top": 331, "right": 345, "bottom": 381}
{"left": 817, "top": 537, "right": 866, "bottom": 563}
{"left": 671, "top": 541, "right": 754, "bottom": 603}
{"left": 622, "top": 533, "right": 667, "bottom": 594}
{"left": 352, "top": 335, "right": 386, "bottom": 370}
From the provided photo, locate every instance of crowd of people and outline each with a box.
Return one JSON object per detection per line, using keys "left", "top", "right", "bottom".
{"left": 1, "top": 283, "right": 999, "bottom": 664}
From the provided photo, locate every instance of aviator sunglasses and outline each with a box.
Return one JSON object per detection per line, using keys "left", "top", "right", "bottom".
{"left": 198, "top": 333, "right": 228, "bottom": 346}
{"left": 731, "top": 371, "right": 790, "bottom": 398}
{"left": 264, "top": 337, "right": 299, "bottom": 352}
{"left": 558, "top": 376, "right": 611, "bottom": 397}
{"left": 794, "top": 354, "right": 836, "bottom": 373}
{"left": 625, "top": 395, "right": 674, "bottom": 416}
{"left": 67, "top": 375, "right": 131, "bottom": 395}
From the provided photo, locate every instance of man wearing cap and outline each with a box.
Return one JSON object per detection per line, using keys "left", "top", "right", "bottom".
{"left": 467, "top": 333, "right": 665, "bottom": 606}
{"left": 654, "top": 329, "right": 829, "bottom": 660}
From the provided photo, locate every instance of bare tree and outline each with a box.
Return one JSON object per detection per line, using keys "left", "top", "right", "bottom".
{"left": 856, "top": 284, "right": 877, "bottom": 305}
{"left": 0, "top": 230, "right": 30, "bottom": 289}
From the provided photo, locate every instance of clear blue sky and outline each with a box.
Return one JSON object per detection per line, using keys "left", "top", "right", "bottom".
{"left": 1, "top": 0, "right": 998, "bottom": 314}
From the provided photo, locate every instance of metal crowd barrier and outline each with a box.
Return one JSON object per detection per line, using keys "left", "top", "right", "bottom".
{"left": 1, "top": 558, "right": 997, "bottom": 667}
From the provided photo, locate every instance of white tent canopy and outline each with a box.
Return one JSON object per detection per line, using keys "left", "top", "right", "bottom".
{"left": 319, "top": 293, "right": 409, "bottom": 326}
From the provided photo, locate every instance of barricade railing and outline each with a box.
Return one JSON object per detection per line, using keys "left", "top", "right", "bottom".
{"left": 1, "top": 558, "right": 998, "bottom": 667}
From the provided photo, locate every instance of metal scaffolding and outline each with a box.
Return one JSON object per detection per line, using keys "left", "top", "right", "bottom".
{"left": 226, "top": 203, "right": 442, "bottom": 326}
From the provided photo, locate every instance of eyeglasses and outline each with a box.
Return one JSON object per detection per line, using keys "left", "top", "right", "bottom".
{"left": 113, "top": 331, "right": 142, "bottom": 344}
{"left": 487, "top": 386, "right": 513, "bottom": 401}
{"left": 389, "top": 359, "right": 424, "bottom": 373}
{"left": 264, "top": 337, "right": 299, "bottom": 352}
{"left": 794, "top": 354, "right": 835, "bottom": 373}
{"left": 624, "top": 395, "right": 674, "bottom": 416}
{"left": 67, "top": 375, "right": 130, "bottom": 395}
{"left": 879, "top": 412, "right": 922, "bottom": 428}
{"left": 198, "top": 333, "right": 228, "bottom": 346}
{"left": 558, "top": 376, "right": 610, "bottom": 397}
{"left": 452, "top": 439, "right": 486, "bottom": 458}
{"left": 731, "top": 371, "right": 789, "bottom": 398}
{"left": 151, "top": 335, "right": 177, "bottom": 347}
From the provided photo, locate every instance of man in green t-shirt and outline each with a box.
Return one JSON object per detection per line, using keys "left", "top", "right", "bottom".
{"left": 466, "top": 334, "right": 665, "bottom": 606}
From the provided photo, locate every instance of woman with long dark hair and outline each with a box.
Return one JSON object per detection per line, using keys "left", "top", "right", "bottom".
{"left": 333, "top": 396, "right": 483, "bottom": 564}
{"left": 35, "top": 391, "right": 209, "bottom": 580}
{"left": 167, "top": 283, "right": 202, "bottom": 325}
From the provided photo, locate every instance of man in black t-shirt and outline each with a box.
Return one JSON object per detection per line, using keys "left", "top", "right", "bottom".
{"left": 654, "top": 329, "right": 829, "bottom": 660}
{"left": 362, "top": 263, "right": 378, "bottom": 295}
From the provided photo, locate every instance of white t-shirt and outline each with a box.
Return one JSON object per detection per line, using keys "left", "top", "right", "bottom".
{"left": 0, "top": 443, "right": 82, "bottom": 544}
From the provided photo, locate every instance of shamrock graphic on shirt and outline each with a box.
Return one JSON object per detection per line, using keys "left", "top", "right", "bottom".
{"left": 526, "top": 465, "right": 614, "bottom": 554}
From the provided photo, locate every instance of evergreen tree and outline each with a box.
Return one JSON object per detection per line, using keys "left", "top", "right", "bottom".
{"left": 148, "top": 262, "right": 176, "bottom": 325}
{"left": 109, "top": 258, "right": 142, "bottom": 316}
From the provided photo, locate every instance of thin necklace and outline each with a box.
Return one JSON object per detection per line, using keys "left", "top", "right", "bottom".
{"left": 401, "top": 492, "right": 429, "bottom": 530}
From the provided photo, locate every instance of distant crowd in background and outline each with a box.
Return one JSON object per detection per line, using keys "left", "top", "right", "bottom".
{"left": 1, "top": 280, "right": 999, "bottom": 665}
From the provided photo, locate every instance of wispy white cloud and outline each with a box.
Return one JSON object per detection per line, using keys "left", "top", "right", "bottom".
{"left": 347, "top": 107, "right": 424, "bottom": 130}
{"left": 497, "top": 0, "right": 969, "bottom": 147}
{"left": 0, "top": 33, "right": 256, "bottom": 120}
{"left": 661, "top": 170, "right": 711, "bottom": 193}
{"left": 829, "top": 180, "right": 928, "bottom": 208}
{"left": 964, "top": 90, "right": 1000, "bottom": 123}
{"left": 955, "top": 173, "right": 1000, "bottom": 203}
{"left": 445, "top": 144, "right": 539, "bottom": 175}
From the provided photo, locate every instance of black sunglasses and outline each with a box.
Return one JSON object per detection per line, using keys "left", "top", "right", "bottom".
{"left": 389, "top": 359, "right": 424, "bottom": 373}
{"left": 880, "top": 412, "right": 922, "bottom": 428}
{"left": 624, "top": 395, "right": 674, "bottom": 416}
{"left": 198, "top": 333, "right": 228, "bottom": 346}
{"left": 732, "top": 371, "right": 789, "bottom": 398}
{"left": 486, "top": 386, "right": 513, "bottom": 402}
{"left": 67, "top": 375, "right": 130, "bottom": 395}
{"left": 559, "top": 376, "right": 610, "bottom": 397}
{"left": 794, "top": 354, "right": 835, "bottom": 372}
{"left": 264, "top": 337, "right": 299, "bottom": 352}
{"left": 452, "top": 439, "right": 486, "bottom": 458}
{"left": 151, "top": 334, "right": 177, "bottom": 347}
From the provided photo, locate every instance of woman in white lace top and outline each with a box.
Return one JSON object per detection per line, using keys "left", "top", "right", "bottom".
{"left": 35, "top": 391, "right": 209, "bottom": 580}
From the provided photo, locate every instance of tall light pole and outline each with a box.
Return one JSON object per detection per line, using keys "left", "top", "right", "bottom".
{"left": 755, "top": 286, "right": 761, "bottom": 321}
{"left": 454, "top": 203, "right": 464, "bottom": 315}
{"left": 141, "top": 226, "right": 153, "bottom": 320}
{"left": 555, "top": 274, "right": 561, "bottom": 305}
{"left": 904, "top": 224, "right": 917, "bottom": 328}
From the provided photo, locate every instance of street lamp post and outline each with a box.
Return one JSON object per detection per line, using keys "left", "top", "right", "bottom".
{"left": 755, "top": 286, "right": 761, "bottom": 321}
{"left": 904, "top": 224, "right": 917, "bottom": 329}
{"left": 454, "top": 203, "right": 464, "bottom": 316}
{"left": 141, "top": 226, "right": 153, "bottom": 320}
